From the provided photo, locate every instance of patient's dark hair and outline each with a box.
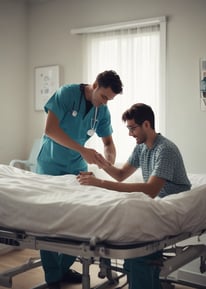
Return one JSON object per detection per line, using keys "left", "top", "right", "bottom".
{"left": 122, "top": 103, "right": 155, "bottom": 129}
{"left": 96, "top": 70, "right": 123, "bottom": 94}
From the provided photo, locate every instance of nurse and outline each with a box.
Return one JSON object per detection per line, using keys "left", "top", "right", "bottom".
{"left": 36, "top": 70, "right": 123, "bottom": 289}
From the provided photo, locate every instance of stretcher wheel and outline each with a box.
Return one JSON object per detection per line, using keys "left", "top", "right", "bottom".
{"left": 98, "top": 271, "right": 106, "bottom": 278}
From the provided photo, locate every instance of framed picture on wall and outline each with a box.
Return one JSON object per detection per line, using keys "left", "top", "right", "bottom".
{"left": 200, "top": 58, "right": 206, "bottom": 111}
{"left": 35, "top": 65, "right": 60, "bottom": 111}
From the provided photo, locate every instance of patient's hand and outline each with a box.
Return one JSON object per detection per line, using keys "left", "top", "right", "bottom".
{"left": 95, "top": 153, "right": 112, "bottom": 169}
{"left": 77, "top": 172, "right": 101, "bottom": 187}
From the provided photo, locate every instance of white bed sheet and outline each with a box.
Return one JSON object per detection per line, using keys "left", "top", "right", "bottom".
{"left": 0, "top": 164, "right": 206, "bottom": 243}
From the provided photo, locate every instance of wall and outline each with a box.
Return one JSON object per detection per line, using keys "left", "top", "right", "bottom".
{"left": 0, "top": 0, "right": 28, "bottom": 163}
{"left": 165, "top": 0, "right": 206, "bottom": 173}
{"left": 1, "top": 0, "right": 206, "bottom": 173}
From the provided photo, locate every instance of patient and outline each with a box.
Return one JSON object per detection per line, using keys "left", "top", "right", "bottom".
{"left": 77, "top": 103, "right": 191, "bottom": 289}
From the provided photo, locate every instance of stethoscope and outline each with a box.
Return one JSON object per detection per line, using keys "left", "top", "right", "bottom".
{"left": 71, "top": 84, "right": 98, "bottom": 136}
{"left": 86, "top": 106, "right": 98, "bottom": 136}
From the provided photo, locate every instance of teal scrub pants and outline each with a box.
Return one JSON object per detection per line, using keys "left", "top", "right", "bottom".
{"left": 124, "top": 252, "right": 162, "bottom": 289}
{"left": 40, "top": 251, "right": 76, "bottom": 283}
{"left": 36, "top": 159, "right": 87, "bottom": 284}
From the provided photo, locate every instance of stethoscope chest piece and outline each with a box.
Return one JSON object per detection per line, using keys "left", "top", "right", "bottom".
{"left": 87, "top": 129, "right": 95, "bottom": 137}
{"left": 72, "top": 110, "right": 78, "bottom": 117}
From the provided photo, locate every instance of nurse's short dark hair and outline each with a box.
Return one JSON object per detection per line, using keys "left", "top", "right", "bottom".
{"left": 96, "top": 70, "right": 123, "bottom": 94}
{"left": 122, "top": 103, "right": 155, "bottom": 129}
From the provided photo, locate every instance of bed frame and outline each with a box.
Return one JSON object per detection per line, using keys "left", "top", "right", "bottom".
{"left": 0, "top": 226, "right": 206, "bottom": 289}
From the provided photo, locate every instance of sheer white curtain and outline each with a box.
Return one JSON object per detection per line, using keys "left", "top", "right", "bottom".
{"left": 78, "top": 19, "right": 166, "bottom": 163}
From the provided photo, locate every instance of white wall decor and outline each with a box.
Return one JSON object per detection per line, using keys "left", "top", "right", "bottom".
{"left": 35, "top": 65, "right": 60, "bottom": 111}
{"left": 200, "top": 58, "right": 206, "bottom": 111}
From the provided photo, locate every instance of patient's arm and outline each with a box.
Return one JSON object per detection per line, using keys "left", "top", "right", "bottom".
{"left": 104, "top": 162, "right": 137, "bottom": 181}
{"left": 94, "top": 157, "right": 137, "bottom": 182}
{"left": 77, "top": 173, "right": 166, "bottom": 198}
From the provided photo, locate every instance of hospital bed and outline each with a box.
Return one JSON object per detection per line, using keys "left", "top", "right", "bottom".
{"left": 0, "top": 164, "right": 206, "bottom": 289}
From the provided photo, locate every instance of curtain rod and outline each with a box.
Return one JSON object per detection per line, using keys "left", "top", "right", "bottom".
{"left": 71, "top": 16, "right": 166, "bottom": 35}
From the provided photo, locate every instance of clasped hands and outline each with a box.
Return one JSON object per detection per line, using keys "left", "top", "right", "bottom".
{"left": 77, "top": 150, "right": 110, "bottom": 186}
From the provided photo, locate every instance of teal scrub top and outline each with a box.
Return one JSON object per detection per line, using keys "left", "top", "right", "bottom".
{"left": 37, "top": 84, "right": 113, "bottom": 174}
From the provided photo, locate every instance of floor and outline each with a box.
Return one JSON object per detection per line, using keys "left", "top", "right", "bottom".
{"left": 0, "top": 249, "right": 196, "bottom": 289}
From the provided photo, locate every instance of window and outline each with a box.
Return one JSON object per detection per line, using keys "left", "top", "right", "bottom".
{"left": 71, "top": 17, "right": 166, "bottom": 163}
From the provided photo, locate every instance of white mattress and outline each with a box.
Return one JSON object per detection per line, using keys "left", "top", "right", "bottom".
{"left": 0, "top": 164, "right": 206, "bottom": 243}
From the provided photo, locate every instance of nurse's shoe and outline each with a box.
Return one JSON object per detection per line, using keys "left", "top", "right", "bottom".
{"left": 47, "top": 281, "right": 60, "bottom": 289}
{"left": 62, "top": 269, "right": 82, "bottom": 283}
